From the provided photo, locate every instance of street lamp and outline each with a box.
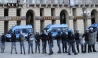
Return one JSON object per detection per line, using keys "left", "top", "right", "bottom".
{"left": 82, "top": 6, "right": 87, "bottom": 32}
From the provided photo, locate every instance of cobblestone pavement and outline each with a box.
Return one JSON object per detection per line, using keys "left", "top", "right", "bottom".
{"left": 0, "top": 40, "right": 98, "bottom": 58}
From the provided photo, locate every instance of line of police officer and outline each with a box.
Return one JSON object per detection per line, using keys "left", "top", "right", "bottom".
{"left": 0, "top": 27, "right": 98, "bottom": 55}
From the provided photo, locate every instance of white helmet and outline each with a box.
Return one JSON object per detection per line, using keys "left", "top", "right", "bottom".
{"left": 2, "top": 33, "right": 4, "bottom": 35}
{"left": 90, "top": 28, "right": 93, "bottom": 30}
{"left": 36, "top": 31, "right": 39, "bottom": 33}
{"left": 76, "top": 28, "right": 79, "bottom": 31}
{"left": 86, "top": 28, "right": 89, "bottom": 31}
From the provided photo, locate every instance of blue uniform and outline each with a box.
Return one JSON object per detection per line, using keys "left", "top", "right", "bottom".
{"left": 40, "top": 32, "right": 47, "bottom": 54}
{"left": 1, "top": 35, "right": 6, "bottom": 53}
{"left": 67, "top": 32, "right": 77, "bottom": 55}
{"left": 35, "top": 33, "right": 40, "bottom": 53}
{"left": 47, "top": 32, "right": 53, "bottom": 55}
{"left": 56, "top": 32, "right": 61, "bottom": 53}
{"left": 61, "top": 32, "right": 67, "bottom": 53}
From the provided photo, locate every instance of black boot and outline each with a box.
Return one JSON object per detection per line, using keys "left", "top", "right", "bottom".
{"left": 92, "top": 44, "right": 97, "bottom": 52}
{"left": 74, "top": 53, "right": 78, "bottom": 55}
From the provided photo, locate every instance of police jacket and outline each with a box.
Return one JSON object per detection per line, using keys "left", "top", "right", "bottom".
{"left": 97, "top": 31, "right": 98, "bottom": 42}
{"left": 56, "top": 32, "right": 61, "bottom": 40}
{"left": 67, "top": 32, "right": 75, "bottom": 44}
{"left": 82, "top": 32, "right": 89, "bottom": 41}
{"left": 74, "top": 33, "right": 80, "bottom": 40}
{"left": 40, "top": 32, "right": 47, "bottom": 42}
{"left": 47, "top": 32, "right": 52, "bottom": 43}
{"left": 61, "top": 32, "right": 67, "bottom": 41}
{"left": 11, "top": 33, "right": 16, "bottom": 42}
{"left": 1, "top": 35, "right": 6, "bottom": 43}
{"left": 35, "top": 34, "right": 40, "bottom": 43}
{"left": 67, "top": 32, "right": 74, "bottom": 41}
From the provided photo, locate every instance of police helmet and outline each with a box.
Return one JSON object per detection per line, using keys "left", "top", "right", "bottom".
{"left": 76, "top": 29, "right": 79, "bottom": 31}
{"left": 2, "top": 33, "right": 4, "bottom": 35}
{"left": 68, "top": 28, "right": 72, "bottom": 32}
{"left": 36, "top": 31, "right": 39, "bottom": 33}
{"left": 86, "top": 28, "right": 89, "bottom": 31}
{"left": 90, "top": 28, "right": 93, "bottom": 30}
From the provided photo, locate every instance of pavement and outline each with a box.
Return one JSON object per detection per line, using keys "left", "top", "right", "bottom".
{"left": 0, "top": 40, "right": 98, "bottom": 58}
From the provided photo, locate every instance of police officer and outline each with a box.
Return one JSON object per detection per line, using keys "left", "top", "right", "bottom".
{"left": 1, "top": 33, "right": 6, "bottom": 53}
{"left": 35, "top": 31, "right": 40, "bottom": 53}
{"left": 67, "top": 29, "right": 77, "bottom": 55}
{"left": 82, "top": 28, "right": 89, "bottom": 53}
{"left": 74, "top": 29, "right": 84, "bottom": 53}
{"left": 40, "top": 30, "right": 47, "bottom": 54}
{"left": 61, "top": 29, "right": 67, "bottom": 53}
{"left": 88, "top": 28, "right": 97, "bottom": 53}
{"left": 96, "top": 27, "right": 98, "bottom": 42}
{"left": 56, "top": 29, "right": 61, "bottom": 53}
{"left": 92, "top": 28, "right": 97, "bottom": 52}
{"left": 28, "top": 33, "right": 34, "bottom": 54}
{"left": 19, "top": 32, "right": 25, "bottom": 54}
{"left": 11, "top": 32, "right": 17, "bottom": 54}
{"left": 47, "top": 30, "right": 53, "bottom": 55}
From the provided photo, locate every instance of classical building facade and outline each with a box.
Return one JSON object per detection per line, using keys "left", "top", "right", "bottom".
{"left": 0, "top": 0, "right": 98, "bottom": 34}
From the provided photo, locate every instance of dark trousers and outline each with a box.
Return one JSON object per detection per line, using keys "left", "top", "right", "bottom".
{"left": 1, "top": 43, "right": 5, "bottom": 53}
{"left": 88, "top": 45, "right": 92, "bottom": 53}
{"left": 28, "top": 41, "right": 33, "bottom": 53}
{"left": 84, "top": 41, "right": 88, "bottom": 52}
{"left": 62, "top": 41, "right": 67, "bottom": 53}
{"left": 35, "top": 42, "right": 40, "bottom": 53}
{"left": 48, "top": 42, "right": 53, "bottom": 54}
{"left": 42, "top": 41, "right": 47, "bottom": 53}
{"left": 57, "top": 40, "right": 61, "bottom": 53}
{"left": 20, "top": 42, "right": 25, "bottom": 53}
{"left": 76, "top": 40, "right": 80, "bottom": 53}
{"left": 11, "top": 42, "right": 17, "bottom": 53}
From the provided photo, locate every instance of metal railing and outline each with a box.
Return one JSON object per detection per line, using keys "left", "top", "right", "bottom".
{"left": 0, "top": 0, "right": 98, "bottom": 6}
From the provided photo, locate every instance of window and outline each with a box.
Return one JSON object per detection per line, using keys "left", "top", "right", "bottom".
{"left": 15, "top": 29, "right": 20, "bottom": 34}
{"left": 4, "top": 8, "right": 8, "bottom": 16}
{"left": 17, "top": 8, "right": 21, "bottom": 16}
{"left": 51, "top": 27, "right": 57, "bottom": 32}
{"left": 51, "top": 27, "right": 68, "bottom": 32}
{"left": 40, "top": 8, "right": 44, "bottom": 16}
{"left": 51, "top": 8, "right": 55, "bottom": 16}
{"left": 22, "top": 29, "right": 28, "bottom": 33}
{"left": 28, "top": 28, "right": 33, "bottom": 33}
